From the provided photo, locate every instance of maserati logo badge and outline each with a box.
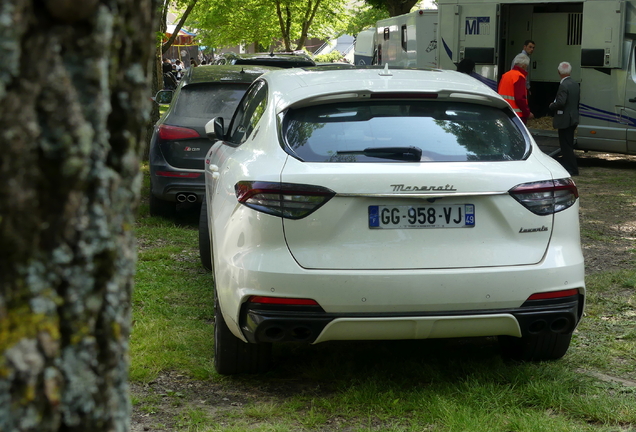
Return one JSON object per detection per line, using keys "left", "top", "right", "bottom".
{"left": 391, "top": 184, "right": 457, "bottom": 192}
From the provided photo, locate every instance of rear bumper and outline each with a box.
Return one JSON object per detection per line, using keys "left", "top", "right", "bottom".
{"left": 214, "top": 204, "right": 585, "bottom": 343}
{"left": 149, "top": 162, "right": 205, "bottom": 202}
{"left": 149, "top": 137, "right": 206, "bottom": 202}
{"left": 240, "top": 295, "right": 582, "bottom": 344}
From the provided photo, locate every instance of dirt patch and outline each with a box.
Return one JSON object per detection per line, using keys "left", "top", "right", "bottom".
{"left": 132, "top": 151, "right": 636, "bottom": 431}
{"left": 527, "top": 116, "right": 557, "bottom": 131}
{"left": 576, "top": 152, "right": 636, "bottom": 273}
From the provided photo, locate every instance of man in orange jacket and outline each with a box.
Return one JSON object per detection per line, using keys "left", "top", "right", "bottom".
{"left": 498, "top": 54, "right": 534, "bottom": 124}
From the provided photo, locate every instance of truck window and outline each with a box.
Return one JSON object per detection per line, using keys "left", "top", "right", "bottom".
{"left": 401, "top": 25, "right": 407, "bottom": 51}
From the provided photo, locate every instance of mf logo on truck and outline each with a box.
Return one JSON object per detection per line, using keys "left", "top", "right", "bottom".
{"left": 465, "top": 17, "right": 490, "bottom": 35}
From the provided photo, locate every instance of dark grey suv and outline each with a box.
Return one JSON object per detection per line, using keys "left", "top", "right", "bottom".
{"left": 212, "top": 52, "right": 316, "bottom": 68}
{"left": 149, "top": 65, "right": 277, "bottom": 216}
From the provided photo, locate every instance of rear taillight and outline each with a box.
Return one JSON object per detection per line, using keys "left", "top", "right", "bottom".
{"left": 248, "top": 296, "right": 319, "bottom": 306}
{"left": 158, "top": 124, "right": 200, "bottom": 140}
{"left": 527, "top": 289, "right": 579, "bottom": 300}
{"left": 509, "top": 179, "right": 578, "bottom": 215}
{"left": 235, "top": 181, "right": 335, "bottom": 219}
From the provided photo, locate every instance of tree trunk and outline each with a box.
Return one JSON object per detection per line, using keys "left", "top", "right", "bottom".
{"left": 0, "top": 0, "right": 158, "bottom": 431}
{"left": 275, "top": 1, "right": 293, "bottom": 52}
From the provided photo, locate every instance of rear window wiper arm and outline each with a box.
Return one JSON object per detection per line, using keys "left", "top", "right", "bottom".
{"left": 336, "top": 146, "right": 422, "bottom": 161}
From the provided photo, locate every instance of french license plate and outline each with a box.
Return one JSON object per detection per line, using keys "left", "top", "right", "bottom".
{"left": 368, "top": 204, "right": 475, "bottom": 229}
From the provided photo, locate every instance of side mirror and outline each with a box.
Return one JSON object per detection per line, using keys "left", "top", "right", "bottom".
{"left": 205, "top": 117, "right": 225, "bottom": 141}
{"left": 154, "top": 90, "right": 173, "bottom": 105}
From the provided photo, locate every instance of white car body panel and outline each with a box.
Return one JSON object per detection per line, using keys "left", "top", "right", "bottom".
{"left": 281, "top": 157, "right": 556, "bottom": 269}
{"left": 210, "top": 200, "right": 583, "bottom": 341}
{"left": 267, "top": 68, "right": 510, "bottom": 113}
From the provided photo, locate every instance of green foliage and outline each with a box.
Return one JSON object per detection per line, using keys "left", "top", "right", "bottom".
{"left": 313, "top": 51, "right": 344, "bottom": 63}
{"left": 341, "top": 5, "right": 388, "bottom": 36}
{"left": 365, "top": 0, "right": 421, "bottom": 17}
{"left": 187, "top": 0, "right": 378, "bottom": 52}
{"left": 131, "top": 165, "right": 215, "bottom": 382}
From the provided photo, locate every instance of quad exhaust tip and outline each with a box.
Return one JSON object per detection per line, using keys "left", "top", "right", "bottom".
{"left": 527, "top": 316, "right": 572, "bottom": 335}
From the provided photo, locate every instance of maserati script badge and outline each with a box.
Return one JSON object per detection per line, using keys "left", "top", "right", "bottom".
{"left": 391, "top": 184, "right": 457, "bottom": 192}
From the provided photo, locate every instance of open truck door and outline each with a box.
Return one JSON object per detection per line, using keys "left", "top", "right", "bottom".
{"left": 578, "top": 0, "right": 628, "bottom": 153}
{"left": 624, "top": 41, "right": 636, "bottom": 154}
{"left": 438, "top": 3, "right": 500, "bottom": 89}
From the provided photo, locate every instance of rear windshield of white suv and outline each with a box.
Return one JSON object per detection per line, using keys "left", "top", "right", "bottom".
{"left": 282, "top": 101, "right": 529, "bottom": 162}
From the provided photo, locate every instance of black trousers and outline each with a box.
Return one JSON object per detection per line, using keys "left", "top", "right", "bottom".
{"left": 558, "top": 124, "right": 578, "bottom": 175}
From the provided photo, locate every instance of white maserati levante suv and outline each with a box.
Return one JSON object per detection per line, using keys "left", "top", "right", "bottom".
{"left": 199, "top": 65, "right": 585, "bottom": 374}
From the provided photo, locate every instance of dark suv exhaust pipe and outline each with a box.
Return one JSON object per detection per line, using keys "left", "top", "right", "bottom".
{"left": 176, "top": 193, "right": 198, "bottom": 203}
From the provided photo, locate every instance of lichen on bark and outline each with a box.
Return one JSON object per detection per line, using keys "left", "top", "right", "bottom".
{"left": 0, "top": 0, "right": 158, "bottom": 431}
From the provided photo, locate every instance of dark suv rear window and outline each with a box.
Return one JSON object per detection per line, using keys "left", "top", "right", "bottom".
{"left": 173, "top": 83, "right": 250, "bottom": 121}
{"left": 282, "top": 101, "right": 529, "bottom": 162}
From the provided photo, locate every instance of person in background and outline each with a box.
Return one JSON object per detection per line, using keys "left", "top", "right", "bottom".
{"left": 550, "top": 61, "right": 580, "bottom": 176}
{"left": 162, "top": 58, "right": 173, "bottom": 74}
{"left": 498, "top": 54, "right": 534, "bottom": 124}
{"left": 511, "top": 40, "right": 535, "bottom": 68}
{"left": 162, "top": 58, "right": 176, "bottom": 90}
{"left": 174, "top": 59, "right": 183, "bottom": 79}
{"left": 200, "top": 60, "right": 207, "bottom": 65}
{"left": 512, "top": 40, "right": 535, "bottom": 94}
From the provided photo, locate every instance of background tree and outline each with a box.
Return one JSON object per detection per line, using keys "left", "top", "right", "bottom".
{"left": 365, "top": 0, "right": 420, "bottom": 17}
{"left": 160, "top": 0, "right": 198, "bottom": 55}
{"left": 340, "top": 4, "right": 388, "bottom": 36}
{"left": 0, "top": 0, "right": 158, "bottom": 430}
{"left": 189, "top": 0, "right": 351, "bottom": 52}
{"left": 147, "top": 0, "right": 198, "bottom": 160}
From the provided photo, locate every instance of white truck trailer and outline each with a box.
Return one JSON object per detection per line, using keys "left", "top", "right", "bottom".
{"left": 353, "top": 28, "right": 377, "bottom": 65}
{"left": 436, "top": 0, "right": 636, "bottom": 155}
{"left": 373, "top": 9, "right": 439, "bottom": 69}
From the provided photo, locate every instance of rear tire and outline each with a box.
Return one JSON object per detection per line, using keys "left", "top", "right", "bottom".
{"left": 149, "top": 192, "right": 176, "bottom": 217}
{"left": 213, "top": 292, "right": 272, "bottom": 375}
{"left": 198, "top": 200, "right": 212, "bottom": 271}
{"left": 499, "top": 332, "right": 572, "bottom": 361}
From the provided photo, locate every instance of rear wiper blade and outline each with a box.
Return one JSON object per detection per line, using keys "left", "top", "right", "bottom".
{"left": 336, "top": 146, "right": 422, "bottom": 161}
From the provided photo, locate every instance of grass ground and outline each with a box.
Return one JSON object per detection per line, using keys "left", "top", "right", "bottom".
{"left": 131, "top": 154, "right": 636, "bottom": 432}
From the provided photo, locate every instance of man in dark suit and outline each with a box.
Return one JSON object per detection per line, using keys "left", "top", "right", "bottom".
{"left": 550, "top": 62, "right": 580, "bottom": 176}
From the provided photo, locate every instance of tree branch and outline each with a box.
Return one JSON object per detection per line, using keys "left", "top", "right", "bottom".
{"left": 161, "top": 0, "right": 198, "bottom": 55}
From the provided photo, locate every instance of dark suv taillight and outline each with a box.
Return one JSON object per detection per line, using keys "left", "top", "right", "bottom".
{"left": 235, "top": 181, "right": 336, "bottom": 219}
{"left": 509, "top": 179, "right": 578, "bottom": 215}
{"left": 158, "top": 124, "right": 200, "bottom": 140}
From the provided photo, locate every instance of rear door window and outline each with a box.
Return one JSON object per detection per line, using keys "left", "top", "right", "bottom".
{"left": 227, "top": 80, "right": 268, "bottom": 145}
{"left": 282, "top": 101, "right": 529, "bottom": 162}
